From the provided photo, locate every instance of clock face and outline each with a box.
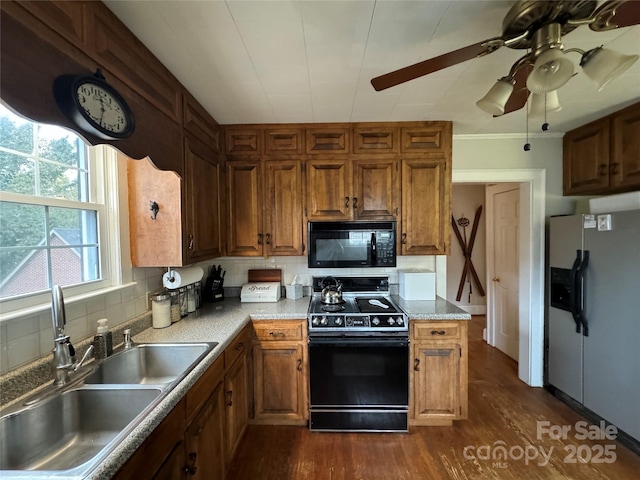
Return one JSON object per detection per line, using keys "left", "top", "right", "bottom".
{"left": 75, "top": 82, "right": 130, "bottom": 135}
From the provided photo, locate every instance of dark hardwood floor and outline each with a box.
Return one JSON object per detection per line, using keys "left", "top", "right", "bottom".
{"left": 227, "top": 316, "right": 640, "bottom": 479}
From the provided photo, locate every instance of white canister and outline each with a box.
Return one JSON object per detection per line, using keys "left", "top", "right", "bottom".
{"left": 151, "top": 293, "right": 171, "bottom": 328}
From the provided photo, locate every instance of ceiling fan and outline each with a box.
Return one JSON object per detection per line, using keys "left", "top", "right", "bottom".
{"left": 370, "top": 0, "right": 640, "bottom": 116}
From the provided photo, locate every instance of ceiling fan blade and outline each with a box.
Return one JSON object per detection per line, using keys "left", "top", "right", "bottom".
{"left": 496, "top": 64, "right": 533, "bottom": 117}
{"left": 371, "top": 41, "right": 499, "bottom": 91}
{"left": 590, "top": 0, "right": 640, "bottom": 31}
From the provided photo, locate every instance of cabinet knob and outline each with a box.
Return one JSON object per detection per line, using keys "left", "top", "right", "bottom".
{"left": 345, "top": 197, "right": 350, "bottom": 208}
{"left": 610, "top": 162, "right": 619, "bottom": 176}
{"left": 598, "top": 164, "right": 607, "bottom": 176}
{"left": 226, "top": 390, "right": 233, "bottom": 407}
{"left": 184, "top": 452, "right": 197, "bottom": 475}
{"left": 258, "top": 233, "right": 263, "bottom": 245}
{"left": 353, "top": 197, "right": 358, "bottom": 209}
{"left": 297, "top": 358, "right": 302, "bottom": 371}
{"left": 414, "top": 358, "right": 420, "bottom": 371}
{"left": 265, "top": 233, "right": 271, "bottom": 245}
{"left": 188, "top": 234, "right": 194, "bottom": 250}
{"left": 430, "top": 330, "right": 446, "bottom": 335}
{"left": 492, "top": 277, "right": 501, "bottom": 282}
{"left": 402, "top": 233, "right": 407, "bottom": 244}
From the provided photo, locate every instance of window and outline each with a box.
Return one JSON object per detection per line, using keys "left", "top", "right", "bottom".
{"left": 0, "top": 103, "right": 123, "bottom": 312}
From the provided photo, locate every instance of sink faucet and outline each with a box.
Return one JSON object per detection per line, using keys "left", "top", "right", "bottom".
{"left": 51, "top": 285, "right": 93, "bottom": 386}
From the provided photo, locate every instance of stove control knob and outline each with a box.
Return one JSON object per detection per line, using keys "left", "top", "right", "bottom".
{"left": 388, "top": 317, "right": 395, "bottom": 325}
{"left": 312, "top": 317, "right": 320, "bottom": 326}
{"left": 335, "top": 317, "right": 343, "bottom": 326}
{"left": 320, "top": 316, "right": 328, "bottom": 326}
{"left": 372, "top": 317, "right": 380, "bottom": 326}
{"left": 396, "top": 317, "right": 404, "bottom": 326}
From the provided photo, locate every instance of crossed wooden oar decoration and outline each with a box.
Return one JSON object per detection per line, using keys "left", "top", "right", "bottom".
{"left": 451, "top": 206, "right": 485, "bottom": 302}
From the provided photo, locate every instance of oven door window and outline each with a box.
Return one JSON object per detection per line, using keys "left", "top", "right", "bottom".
{"left": 309, "top": 340, "right": 408, "bottom": 407}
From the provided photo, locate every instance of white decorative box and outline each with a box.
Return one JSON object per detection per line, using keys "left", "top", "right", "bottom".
{"left": 398, "top": 269, "right": 436, "bottom": 301}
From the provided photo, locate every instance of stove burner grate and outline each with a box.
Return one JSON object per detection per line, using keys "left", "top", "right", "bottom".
{"left": 322, "top": 303, "right": 345, "bottom": 313}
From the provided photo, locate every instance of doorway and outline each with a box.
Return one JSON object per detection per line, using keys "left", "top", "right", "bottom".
{"left": 453, "top": 169, "right": 545, "bottom": 387}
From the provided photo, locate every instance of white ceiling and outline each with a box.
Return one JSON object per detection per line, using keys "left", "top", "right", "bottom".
{"left": 104, "top": 0, "right": 640, "bottom": 135}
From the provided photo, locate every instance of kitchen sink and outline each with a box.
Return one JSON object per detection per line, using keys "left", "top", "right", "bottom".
{"left": 0, "top": 387, "right": 161, "bottom": 472}
{"left": 84, "top": 343, "right": 215, "bottom": 385}
{"left": 0, "top": 341, "right": 218, "bottom": 478}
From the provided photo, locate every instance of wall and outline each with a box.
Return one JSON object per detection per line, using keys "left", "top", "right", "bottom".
{"left": 448, "top": 185, "right": 486, "bottom": 313}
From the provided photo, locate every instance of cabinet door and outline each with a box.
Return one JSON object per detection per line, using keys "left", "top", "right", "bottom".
{"left": 185, "top": 136, "right": 224, "bottom": 261}
{"left": 611, "top": 103, "right": 640, "bottom": 190}
{"left": 412, "top": 343, "right": 460, "bottom": 422}
{"left": 306, "top": 159, "right": 353, "bottom": 220}
{"left": 401, "top": 158, "right": 449, "bottom": 255}
{"left": 353, "top": 159, "right": 399, "bottom": 219}
{"left": 185, "top": 381, "right": 226, "bottom": 480}
{"left": 253, "top": 342, "right": 307, "bottom": 424}
{"left": 563, "top": 118, "right": 610, "bottom": 195}
{"left": 265, "top": 160, "right": 304, "bottom": 255}
{"left": 152, "top": 440, "right": 188, "bottom": 480}
{"left": 225, "top": 352, "right": 249, "bottom": 463}
{"left": 226, "top": 161, "right": 262, "bottom": 256}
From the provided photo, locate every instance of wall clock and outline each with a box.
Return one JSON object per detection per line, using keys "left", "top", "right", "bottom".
{"left": 54, "top": 69, "right": 135, "bottom": 140}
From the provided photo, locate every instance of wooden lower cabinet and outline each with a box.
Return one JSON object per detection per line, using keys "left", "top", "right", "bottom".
{"left": 409, "top": 320, "right": 468, "bottom": 426}
{"left": 224, "top": 349, "right": 249, "bottom": 464}
{"left": 251, "top": 320, "right": 308, "bottom": 425}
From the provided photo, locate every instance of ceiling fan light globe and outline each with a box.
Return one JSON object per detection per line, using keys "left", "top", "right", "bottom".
{"left": 526, "top": 49, "right": 574, "bottom": 94}
{"left": 581, "top": 47, "right": 639, "bottom": 91}
{"left": 529, "top": 91, "right": 562, "bottom": 117}
{"left": 476, "top": 79, "right": 514, "bottom": 116}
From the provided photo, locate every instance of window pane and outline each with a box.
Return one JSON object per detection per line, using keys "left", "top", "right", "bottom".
{"left": 48, "top": 207, "right": 98, "bottom": 245}
{"left": 0, "top": 151, "right": 35, "bottom": 195}
{"left": 0, "top": 107, "right": 34, "bottom": 153}
{"left": 37, "top": 124, "right": 83, "bottom": 167}
{"left": 40, "top": 161, "right": 81, "bottom": 200}
{"left": 0, "top": 202, "right": 46, "bottom": 249}
{"left": 0, "top": 248, "right": 49, "bottom": 299}
{"left": 51, "top": 246, "right": 100, "bottom": 286}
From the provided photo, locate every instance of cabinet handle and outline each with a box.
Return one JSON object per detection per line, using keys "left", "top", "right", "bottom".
{"left": 188, "top": 234, "right": 194, "bottom": 250}
{"left": 297, "top": 358, "right": 302, "bottom": 371}
{"left": 353, "top": 197, "right": 358, "bottom": 209}
{"left": 184, "top": 452, "right": 197, "bottom": 475}
{"left": 402, "top": 233, "right": 407, "bottom": 244}
{"left": 266, "top": 233, "right": 271, "bottom": 245}
{"left": 431, "top": 330, "right": 446, "bottom": 335}
{"left": 414, "top": 358, "right": 420, "bottom": 371}
{"left": 269, "top": 331, "right": 285, "bottom": 337}
{"left": 610, "top": 162, "right": 619, "bottom": 176}
{"left": 226, "top": 390, "right": 233, "bottom": 407}
{"left": 235, "top": 342, "right": 244, "bottom": 350}
{"left": 598, "top": 164, "right": 607, "bottom": 176}
{"left": 258, "top": 233, "right": 263, "bottom": 245}
{"left": 345, "top": 197, "right": 350, "bottom": 208}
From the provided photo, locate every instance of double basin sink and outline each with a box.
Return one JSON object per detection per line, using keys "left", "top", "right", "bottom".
{"left": 0, "top": 342, "right": 218, "bottom": 478}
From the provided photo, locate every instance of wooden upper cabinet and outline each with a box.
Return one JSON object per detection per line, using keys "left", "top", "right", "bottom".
{"left": 306, "top": 159, "right": 353, "bottom": 221}
{"left": 226, "top": 161, "right": 262, "bottom": 256}
{"left": 265, "top": 129, "right": 303, "bottom": 155}
{"left": 563, "top": 118, "right": 611, "bottom": 195}
{"left": 306, "top": 128, "right": 350, "bottom": 154}
{"left": 401, "top": 123, "right": 451, "bottom": 153}
{"left": 225, "top": 129, "right": 261, "bottom": 156}
{"left": 265, "top": 160, "right": 304, "bottom": 255}
{"left": 563, "top": 102, "right": 640, "bottom": 195}
{"left": 85, "top": 3, "right": 181, "bottom": 121}
{"left": 401, "top": 157, "right": 450, "bottom": 255}
{"left": 17, "top": 0, "right": 86, "bottom": 46}
{"left": 353, "top": 126, "right": 398, "bottom": 154}
{"left": 183, "top": 92, "right": 219, "bottom": 152}
{"left": 610, "top": 102, "right": 640, "bottom": 190}
{"left": 185, "top": 136, "right": 224, "bottom": 262}
{"left": 353, "top": 159, "right": 399, "bottom": 219}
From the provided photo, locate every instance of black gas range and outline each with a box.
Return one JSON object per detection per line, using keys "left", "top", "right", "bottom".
{"left": 307, "top": 276, "right": 409, "bottom": 432}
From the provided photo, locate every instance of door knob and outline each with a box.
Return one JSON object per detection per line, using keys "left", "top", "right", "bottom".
{"left": 492, "top": 277, "right": 501, "bottom": 282}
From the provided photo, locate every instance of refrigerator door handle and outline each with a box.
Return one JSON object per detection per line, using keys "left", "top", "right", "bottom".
{"left": 570, "top": 251, "right": 583, "bottom": 334}
{"left": 577, "top": 251, "right": 589, "bottom": 337}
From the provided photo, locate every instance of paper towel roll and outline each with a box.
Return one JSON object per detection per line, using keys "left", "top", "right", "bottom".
{"left": 163, "top": 267, "right": 204, "bottom": 289}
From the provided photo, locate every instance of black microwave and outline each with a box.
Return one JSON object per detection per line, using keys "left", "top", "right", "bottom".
{"left": 307, "top": 221, "right": 396, "bottom": 268}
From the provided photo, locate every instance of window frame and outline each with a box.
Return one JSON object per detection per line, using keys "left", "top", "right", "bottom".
{"left": 0, "top": 145, "right": 130, "bottom": 320}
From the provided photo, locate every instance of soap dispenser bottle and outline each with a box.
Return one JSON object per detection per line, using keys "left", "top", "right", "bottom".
{"left": 93, "top": 318, "right": 113, "bottom": 359}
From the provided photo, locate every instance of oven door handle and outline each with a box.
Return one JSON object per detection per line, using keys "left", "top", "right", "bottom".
{"left": 309, "top": 337, "right": 409, "bottom": 348}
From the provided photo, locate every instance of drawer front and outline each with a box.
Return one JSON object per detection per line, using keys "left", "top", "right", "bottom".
{"left": 253, "top": 321, "right": 304, "bottom": 341}
{"left": 413, "top": 322, "right": 461, "bottom": 341}
{"left": 224, "top": 327, "right": 249, "bottom": 369}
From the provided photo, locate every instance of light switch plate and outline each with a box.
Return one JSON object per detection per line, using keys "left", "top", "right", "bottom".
{"left": 597, "top": 214, "right": 612, "bottom": 231}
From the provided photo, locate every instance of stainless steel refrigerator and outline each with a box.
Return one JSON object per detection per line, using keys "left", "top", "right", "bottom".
{"left": 548, "top": 210, "right": 640, "bottom": 442}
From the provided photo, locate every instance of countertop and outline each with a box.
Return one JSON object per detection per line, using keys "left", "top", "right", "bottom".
{"left": 86, "top": 295, "right": 469, "bottom": 479}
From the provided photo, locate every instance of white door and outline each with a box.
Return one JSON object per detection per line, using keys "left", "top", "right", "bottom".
{"left": 487, "top": 184, "right": 520, "bottom": 361}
